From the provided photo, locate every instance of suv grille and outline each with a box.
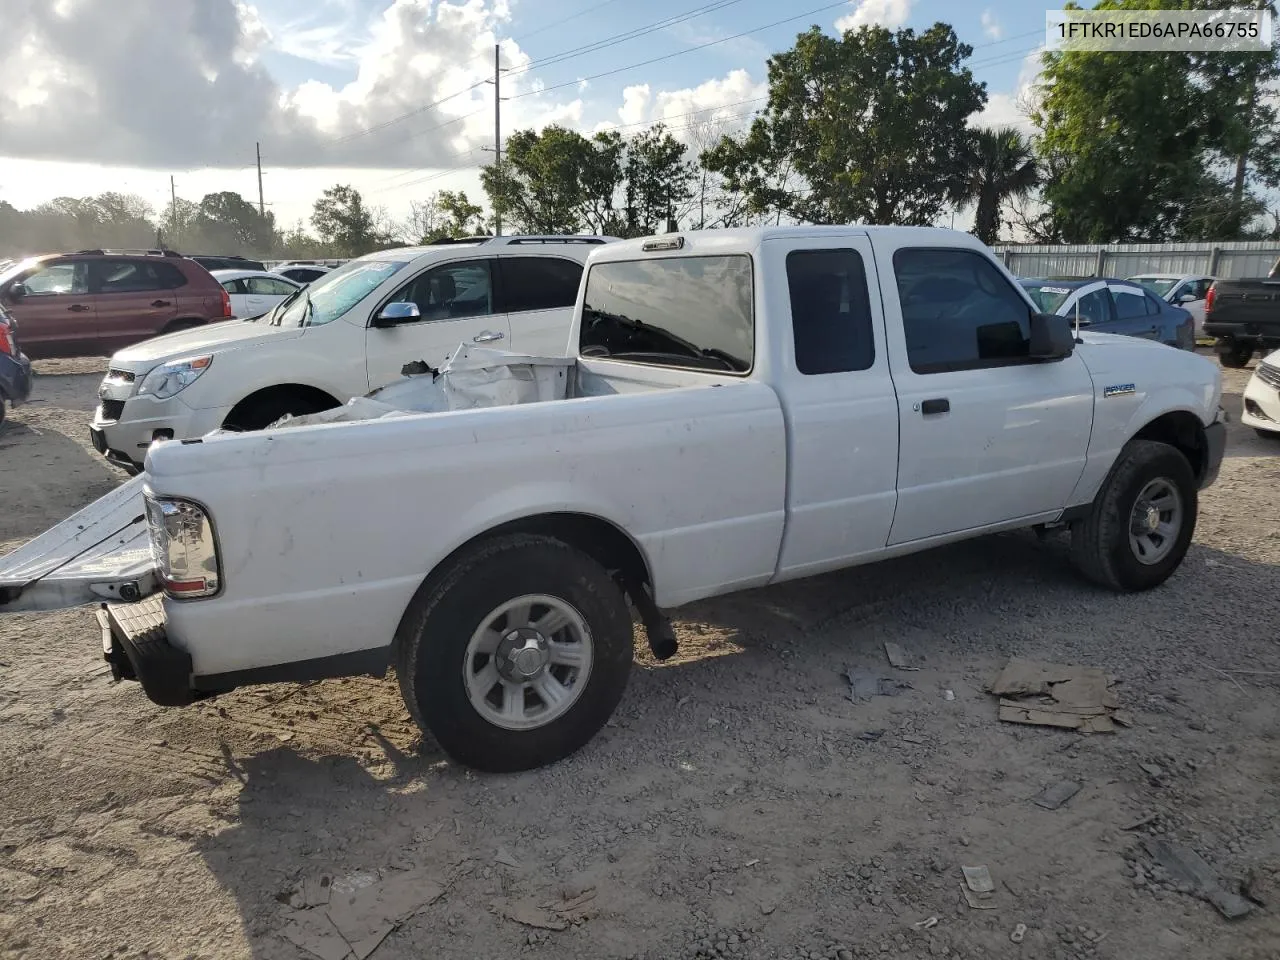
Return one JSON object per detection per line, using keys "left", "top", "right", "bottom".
{"left": 106, "top": 369, "right": 136, "bottom": 384}
{"left": 1257, "top": 363, "right": 1280, "bottom": 389}
{"left": 98, "top": 399, "right": 126, "bottom": 422}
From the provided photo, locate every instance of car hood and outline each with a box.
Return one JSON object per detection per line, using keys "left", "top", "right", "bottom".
{"left": 109, "top": 319, "right": 304, "bottom": 372}
{"left": 1259, "top": 347, "right": 1280, "bottom": 367}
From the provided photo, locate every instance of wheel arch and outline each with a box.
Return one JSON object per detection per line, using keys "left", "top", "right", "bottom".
{"left": 392, "top": 511, "right": 654, "bottom": 650}
{"left": 223, "top": 382, "right": 342, "bottom": 427}
{"left": 1132, "top": 409, "right": 1209, "bottom": 484}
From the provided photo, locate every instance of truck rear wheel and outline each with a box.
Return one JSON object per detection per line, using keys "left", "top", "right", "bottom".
{"left": 1070, "top": 440, "right": 1197, "bottom": 592}
{"left": 1217, "top": 342, "right": 1253, "bottom": 368}
{"left": 395, "top": 533, "right": 634, "bottom": 773}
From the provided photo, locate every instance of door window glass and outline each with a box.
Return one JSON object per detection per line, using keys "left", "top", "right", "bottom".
{"left": 893, "top": 248, "right": 1032, "bottom": 374}
{"left": 22, "top": 262, "right": 89, "bottom": 296}
{"left": 1074, "top": 288, "right": 1112, "bottom": 324}
{"left": 786, "top": 248, "right": 875, "bottom": 374}
{"left": 247, "top": 276, "right": 297, "bottom": 296}
{"left": 501, "top": 257, "right": 583, "bottom": 312}
{"left": 386, "top": 260, "right": 494, "bottom": 322}
{"left": 1112, "top": 288, "right": 1150, "bottom": 319}
{"left": 92, "top": 261, "right": 168, "bottom": 294}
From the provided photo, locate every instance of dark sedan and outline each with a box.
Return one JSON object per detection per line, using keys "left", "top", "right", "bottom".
{"left": 1019, "top": 277, "right": 1196, "bottom": 350}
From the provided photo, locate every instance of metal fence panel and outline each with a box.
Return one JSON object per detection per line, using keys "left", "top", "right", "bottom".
{"left": 993, "top": 242, "right": 1280, "bottom": 280}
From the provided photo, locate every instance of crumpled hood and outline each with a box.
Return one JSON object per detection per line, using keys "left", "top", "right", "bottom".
{"left": 108, "top": 319, "right": 304, "bottom": 372}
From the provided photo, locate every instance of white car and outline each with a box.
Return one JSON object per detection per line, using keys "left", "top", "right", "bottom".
{"left": 1242, "top": 347, "right": 1280, "bottom": 439}
{"left": 210, "top": 269, "right": 301, "bottom": 320}
{"left": 88, "top": 236, "right": 615, "bottom": 472}
{"left": 275, "top": 263, "right": 333, "bottom": 285}
{"left": 4, "top": 226, "right": 1226, "bottom": 773}
{"left": 1125, "top": 274, "right": 1216, "bottom": 336}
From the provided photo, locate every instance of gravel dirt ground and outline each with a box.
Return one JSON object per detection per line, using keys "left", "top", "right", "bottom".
{"left": 1, "top": 354, "right": 1278, "bottom": 960}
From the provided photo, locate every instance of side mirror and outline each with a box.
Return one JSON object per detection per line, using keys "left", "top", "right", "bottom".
{"left": 7, "top": 282, "right": 27, "bottom": 302}
{"left": 1173, "top": 292, "right": 1197, "bottom": 305}
{"left": 1029, "top": 311, "right": 1075, "bottom": 360}
{"left": 371, "top": 301, "right": 420, "bottom": 329}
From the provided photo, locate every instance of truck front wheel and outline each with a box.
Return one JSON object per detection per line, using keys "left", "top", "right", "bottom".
{"left": 1069, "top": 440, "right": 1197, "bottom": 592}
{"left": 395, "top": 533, "right": 634, "bottom": 772}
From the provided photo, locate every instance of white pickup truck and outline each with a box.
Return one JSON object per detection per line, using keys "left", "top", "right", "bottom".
{"left": 0, "top": 226, "right": 1226, "bottom": 773}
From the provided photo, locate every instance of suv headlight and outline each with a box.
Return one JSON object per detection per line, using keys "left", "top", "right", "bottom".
{"left": 145, "top": 496, "right": 221, "bottom": 598}
{"left": 138, "top": 355, "right": 212, "bottom": 400}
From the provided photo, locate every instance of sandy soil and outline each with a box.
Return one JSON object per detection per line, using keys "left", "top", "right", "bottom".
{"left": 1, "top": 355, "right": 1278, "bottom": 960}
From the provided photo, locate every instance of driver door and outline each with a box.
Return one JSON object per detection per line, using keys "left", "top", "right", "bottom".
{"left": 365, "top": 258, "right": 511, "bottom": 388}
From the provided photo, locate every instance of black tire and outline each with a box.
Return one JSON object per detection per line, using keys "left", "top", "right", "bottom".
{"left": 395, "top": 533, "right": 633, "bottom": 773}
{"left": 1070, "top": 439, "right": 1197, "bottom": 592}
{"left": 222, "top": 391, "right": 333, "bottom": 431}
{"left": 1217, "top": 342, "right": 1252, "bottom": 368}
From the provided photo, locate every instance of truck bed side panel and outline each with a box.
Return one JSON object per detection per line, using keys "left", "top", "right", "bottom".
{"left": 145, "top": 381, "right": 787, "bottom": 676}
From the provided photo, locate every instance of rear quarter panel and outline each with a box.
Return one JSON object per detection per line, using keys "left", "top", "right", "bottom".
{"left": 145, "top": 380, "right": 787, "bottom": 675}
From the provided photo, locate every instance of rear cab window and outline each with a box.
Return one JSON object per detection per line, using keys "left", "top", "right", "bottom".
{"left": 579, "top": 255, "right": 754, "bottom": 373}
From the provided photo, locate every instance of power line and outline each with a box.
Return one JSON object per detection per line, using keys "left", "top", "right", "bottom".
{"left": 505, "top": 1, "right": 852, "bottom": 102}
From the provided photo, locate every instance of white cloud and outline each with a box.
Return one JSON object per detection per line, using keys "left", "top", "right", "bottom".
{"left": 599, "top": 71, "right": 767, "bottom": 145}
{"left": 972, "top": 46, "right": 1046, "bottom": 135}
{"left": 835, "top": 0, "right": 913, "bottom": 34}
{"left": 980, "top": 9, "right": 1003, "bottom": 41}
{"left": 0, "top": 0, "right": 586, "bottom": 171}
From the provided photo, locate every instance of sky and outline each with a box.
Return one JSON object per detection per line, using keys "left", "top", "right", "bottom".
{"left": 0, "top": 0, "right": 1049, "bottom": 231}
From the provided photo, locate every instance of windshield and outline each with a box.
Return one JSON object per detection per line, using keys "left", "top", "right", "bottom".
{"left": 1129, "top": 277, "right": 1177, "bottom": 296}
{"left": 276, "top": 258, "right": 408, "bottom": 327}
{"left": 1020, "top": 283, "right": 1073, "bottom": 313}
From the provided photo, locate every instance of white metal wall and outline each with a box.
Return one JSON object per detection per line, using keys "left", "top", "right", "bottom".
{"left": 992, "top": 242, "right": 1280, "bottom": 280}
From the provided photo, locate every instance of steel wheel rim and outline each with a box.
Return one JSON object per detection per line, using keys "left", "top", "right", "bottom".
{"left": 1127, "top": 478, "right": 1183, "bottom": 566}
{"left": 463, "top": 594, "right": 593, "bottom": 731}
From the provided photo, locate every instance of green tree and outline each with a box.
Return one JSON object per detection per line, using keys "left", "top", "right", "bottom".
{"left": 482, "top": 126, "right": 596, "bottom": 234}
{"left": 195, "top": 191, "right": 276, "bottom": 254}
{"left": 961, "top": 127, "right": 1040, "bottom": 245}
{"left": 623, "top": 124, "right": 695, "bottom": 236}
{"left": 1033, "top": 0, "right": 1279, "bottom": 241}
{"left": 311, "top": 184, "right": 376, "bottom": 255}
{"left": 704, "top": 24, "right": 986, "bottom": 226}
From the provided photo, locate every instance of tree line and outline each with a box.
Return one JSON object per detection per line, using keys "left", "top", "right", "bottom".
{"left": 1, "top": 1, "right": 1277, "bottom": 262}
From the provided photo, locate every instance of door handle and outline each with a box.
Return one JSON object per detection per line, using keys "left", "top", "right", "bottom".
{"left": 473, "top": 331, "right": 504, "bottom": 343}
{"left": 151, "top": 300, "right": 171, "bottom": 307}
{"left": 68, "top": 304, "right": 91, "bottom": 313}
{"left": 919, "top": 398, "right": 950, "bottom": 415}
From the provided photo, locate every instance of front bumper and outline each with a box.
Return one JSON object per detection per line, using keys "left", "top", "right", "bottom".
{"left": 1242, "top": 365, "right": 1280, "bottom": 435}
{"left": 0, "top": 350, "right": 32, "bottom": 406}
{"left": 1202, "top": 415, "right": 1226, "bottom": 489}
{"left": 91, "top": 393, "right": 227, "bottom": 471}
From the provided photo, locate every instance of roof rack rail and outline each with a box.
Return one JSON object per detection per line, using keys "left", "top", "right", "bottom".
{"left": 503, "top": 236, "right": 607, "bottom": 245}
{"left": 73, "top": 248, "right": 183, "bottom": 257}
{"left": 424, "top": 236, "right": 492, "bottom": 245}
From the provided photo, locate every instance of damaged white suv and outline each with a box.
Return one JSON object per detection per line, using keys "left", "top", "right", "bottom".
{"left": 3, "top": 226, "right": 1226, "bottom": 773}
{"left": 89, "top": 235, "right": 614, "bottom": 472}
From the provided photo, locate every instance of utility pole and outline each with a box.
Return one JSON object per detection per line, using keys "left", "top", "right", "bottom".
{"left": 494, "top": 44, "right": 502, "bottom": 237}
{"left": 169, "top": 175, "right": 177, "bottom": 249}
{"left": 256, "top": 141, "right": 265, "bottom": 217}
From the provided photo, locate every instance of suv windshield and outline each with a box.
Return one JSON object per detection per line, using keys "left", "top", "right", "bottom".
{"left": 1019, "top": 282, "right": 1073, "bottom": 313}
{"left": 1130, "top": 277, "right": 1177, "bottom": 296}
{"left": 277, "top": 258, "right": 408, "bottom": 327}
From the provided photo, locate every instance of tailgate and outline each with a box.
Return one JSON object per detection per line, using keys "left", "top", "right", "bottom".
{"left": 0, "top": 475, "right": 157, "bottom": 612}
{"left": 1213, "top": 281, "right": 1280, "bottom": 326}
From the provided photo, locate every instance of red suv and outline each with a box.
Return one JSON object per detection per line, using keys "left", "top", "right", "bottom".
{"left": 0, "top": 250, "right": 231, "bottom": 359}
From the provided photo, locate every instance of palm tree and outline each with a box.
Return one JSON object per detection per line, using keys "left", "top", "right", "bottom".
{"left": 961, "top": 127, "right": 1041, "bottom": 245}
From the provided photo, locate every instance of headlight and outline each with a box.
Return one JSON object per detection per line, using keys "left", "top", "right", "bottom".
{"left": 137, "top": 355, "right": 212, "bottom": 399}
{"left": 145, "top": 496, "right": 221, "bottom": 599}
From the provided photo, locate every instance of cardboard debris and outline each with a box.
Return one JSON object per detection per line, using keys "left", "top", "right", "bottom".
{"left": 283, "top": 868, "right": 446, "bottom": 960}
{"left": 494, "top": 886, "right": 598, "bottom": 931}
{"left": 1144, "top": 839, "right": 1255, "bottom": 920}
{"left": 844, "top": 667, "right": 912, "bottom": 702}
{"left": 883, "top": 642, "right": 920, "bottom": 671}
{"left": 989, "top": 658, "right": 1119, "bottom": 733}
{"left": 289, "top": 873, "right": 334, "bottom": 909}
{"left": 1032, "top": 780, "right": 1082, "bottom": 810}
{"left": 961, "top": 883, "right": 998, "bottom": 910}
{"left": 494, "top": 846, "right": 520, "bottom": 868}
{"left": 962, "top": 865, "right": 995, "bottom": 893}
